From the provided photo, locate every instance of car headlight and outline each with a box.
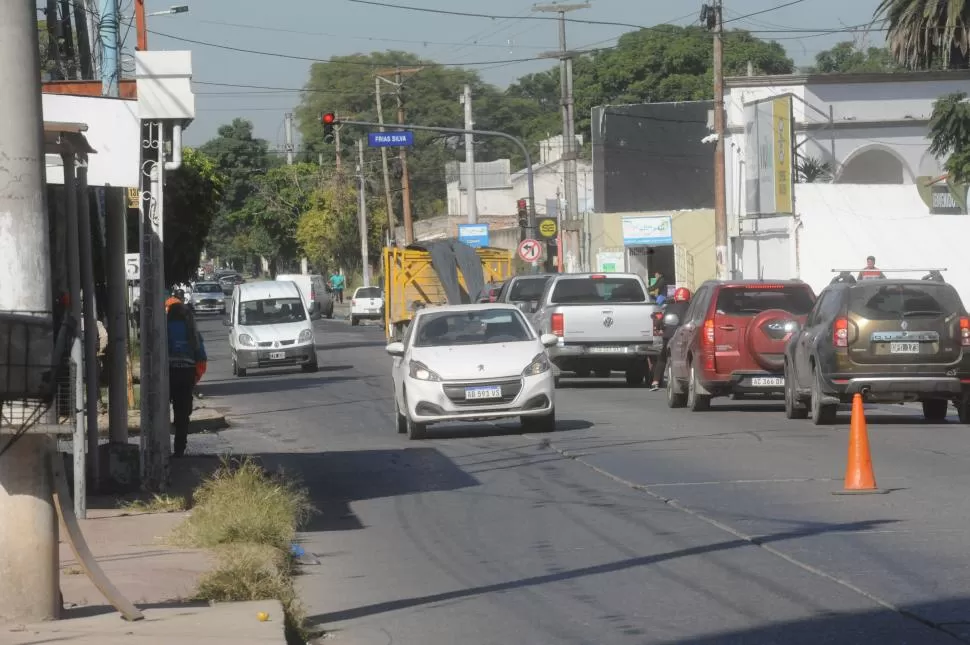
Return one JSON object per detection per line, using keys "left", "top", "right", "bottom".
{"left": 298, "top": 329, "right": 313, "bottom": 344}
{"left": 408, "top": 360, "right": 441, "bottom": 382}
{"left": 238, "top": 333, "right": 255, "bottom": 347}
{"left": 522, "top": 352, "right": 551, "bottom": 376}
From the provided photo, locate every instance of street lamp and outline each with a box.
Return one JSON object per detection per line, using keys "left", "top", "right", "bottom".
{"left": 148, "top": 5, "right": 189, "bottom": 16}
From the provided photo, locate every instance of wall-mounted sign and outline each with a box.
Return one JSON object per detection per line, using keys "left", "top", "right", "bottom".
{"left": 596, "top": 251, "right": 625, "bottom": 273}
{"left": 458, "top": 223, "right": 489, "bottom": 248}
{"left": 622, "top": 215, "right": 673, "bottom": 246}
{"left": 127, "top": 187, "right": 139, "bottom": 209}
{"left": 125, "top": 253, "right": 140, "bottom": 281}
{"left": 537, "top": 217, "right": 558, "bottom": 239}
{"left": 743, "top": 95, "right": 794, "bottom": 217}
{"left": 917, "top": 178, "right": 969, "bottom": 215}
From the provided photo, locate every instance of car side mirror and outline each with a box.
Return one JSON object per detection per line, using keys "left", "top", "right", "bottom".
{"left": 386, "top": 341, "right": 405, "bottom": 357}
{"left": 663, "top": 313, "right": 680, "bottom": 326}
{"left": 540, "top": 333, "right": 559, "bottom": 347}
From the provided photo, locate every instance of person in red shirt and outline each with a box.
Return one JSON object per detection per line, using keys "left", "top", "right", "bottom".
{"left": 857, "top": 255, "right": 885, "bottom": 280}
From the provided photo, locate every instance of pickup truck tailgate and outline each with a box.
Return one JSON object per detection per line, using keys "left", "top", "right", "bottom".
{"left": 558, "top": 304, "right": 657, "bottom": 343}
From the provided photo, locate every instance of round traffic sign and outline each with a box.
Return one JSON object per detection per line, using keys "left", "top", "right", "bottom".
{"left": 517, "top": 238, "right": 542, "bottom": 263}
{"left": 538, "top": 218, "right": 558, "bottom": 238}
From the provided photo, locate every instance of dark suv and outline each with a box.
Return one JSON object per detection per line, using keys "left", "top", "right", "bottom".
{"left": 666, "top": 280, "right": 816, "bottom": 411}
{"left": 784, "top": 272, "right": 970, "bottom": 424}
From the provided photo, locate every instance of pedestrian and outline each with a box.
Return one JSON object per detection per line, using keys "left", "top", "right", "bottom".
{"left": 650, "top": 287, "right": 691, "bottom": 391}
{"left": 857, "top": 255, "right": 885, "bottom": 280}
{"left": 329, "top": 271, "right": 346, "bottom": 304}
{"left": 167, "top": 302, "right": 206, "bottom": 458}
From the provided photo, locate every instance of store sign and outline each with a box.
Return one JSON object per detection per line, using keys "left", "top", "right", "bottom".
{"left": 621, "top": 215, "right": 673, "bottom": 246}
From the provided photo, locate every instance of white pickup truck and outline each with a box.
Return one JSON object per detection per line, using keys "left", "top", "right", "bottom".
{"left": 532, "top": 272, "right": 662, "bottom": 386}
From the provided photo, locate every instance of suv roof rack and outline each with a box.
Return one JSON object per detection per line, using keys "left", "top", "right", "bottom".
{"left": 829, "top": 268, "right": 948, "bottom": 284}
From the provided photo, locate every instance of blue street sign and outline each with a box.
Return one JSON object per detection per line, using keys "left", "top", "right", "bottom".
{"left": 458, "top": 224, "right": 489, "bottom": 248}
{"left": 367, "top": 131, "right": 414, "bottom": 147}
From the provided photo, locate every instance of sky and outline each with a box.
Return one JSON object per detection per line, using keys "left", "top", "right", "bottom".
{"left": 135, "top": 0, "right": 887, "bottom": 148}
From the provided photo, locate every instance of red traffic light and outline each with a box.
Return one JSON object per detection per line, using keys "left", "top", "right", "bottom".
{"left": 516, "top": 199, "right": 527, "bottom": 211}
{"left": 321, "top": 113, "right": 336, "bottom": 125}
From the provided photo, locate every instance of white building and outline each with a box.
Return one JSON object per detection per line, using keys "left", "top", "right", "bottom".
{"left": 446, "top": 134, "right": 593, "bottom": 217}
{"left": 724, "top": 70, "right": 970, "bottom": 303}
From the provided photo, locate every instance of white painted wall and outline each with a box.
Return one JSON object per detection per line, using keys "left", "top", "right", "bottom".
{"left": 447, "top": 160, "right": 594, "bottom": 216}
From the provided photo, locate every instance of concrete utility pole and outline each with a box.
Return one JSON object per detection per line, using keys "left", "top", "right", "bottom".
{"left": 77, "top": 162, "right": 101, "bottom": 491}
{"left": 707, "top": 0, "right": 729, "bottom": 279}
{"left": 284, "top": 112, "right": 295, "bottom": 166}
{"left": 100, "top": 0, "right": 121, "bottom": 95}
{"left": 0, "top": 0, "right": 59, "bottom": 622}
{"left": 334, "top": 114, "right": 342, "bottom": 172}
{"left": 461, "top": 84, "right": 478, "bottom": 224}
{"left": 535, "top": 3, "right": 588, "bottom": 273}
{"left": 374, "top": 78, "right": 396, "bottom": 244}
{"left": 377, "top": 67, "right": 422, "bottom": 244}
{"left": 357, "top": 139, "right": 371, "bottom": 287}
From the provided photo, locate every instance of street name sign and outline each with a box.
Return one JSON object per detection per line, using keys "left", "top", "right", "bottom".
{"left": 367, "top": 131, "right": 414, "bottom": 148}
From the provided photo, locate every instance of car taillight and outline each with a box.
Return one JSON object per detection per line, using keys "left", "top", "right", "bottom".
{"left": 551, "top": 313, "right": 564, "bottom": 336}
{"left": 833, "top": 317, "right": 848, "bottom": 347}
{"left": 702, "top": 319, "right": 715, "bottom": 346}
{"left": 701, "top": 319, "right": 716, "bottom": 371}
{"left": 961, "top": 317, "right": 970, "bottom": 347}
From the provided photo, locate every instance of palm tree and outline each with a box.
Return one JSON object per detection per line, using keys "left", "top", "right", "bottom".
{"left": 874, "top": 0, "right": 970, "bottom": 69}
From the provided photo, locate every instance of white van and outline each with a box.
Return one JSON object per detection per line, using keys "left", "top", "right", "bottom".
{"left": 227, "top": 281, "right": 318, "bottom": 377}
{"left": 275, "top": 273, "right": 333, "bottom": 320}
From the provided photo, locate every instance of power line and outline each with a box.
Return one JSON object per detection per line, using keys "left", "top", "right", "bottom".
{"left": 722, "top": 0, "right": 808, "bottom": 25}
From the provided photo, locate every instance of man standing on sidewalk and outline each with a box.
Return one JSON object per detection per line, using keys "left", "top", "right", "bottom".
{"left": 330, "top": 271, "right": 346, "bottom": 304}
{"left": 167, "top": 303, "right": 206, "bottom": 458}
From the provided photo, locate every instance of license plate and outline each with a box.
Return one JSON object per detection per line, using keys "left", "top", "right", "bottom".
{"left": 269, "top": 351, "right": 285, "bottom": 360}
{"left": 465, "top": 386, "right": 503, "bottom": 400}
{"left": 890, "top": 342, "right": 920, "bottom": 354}
{"left": 750, "top": 377, "right": 784, "bottom": 387}
{"left": 590, "top": 346, "right": 627, "bottom": 354}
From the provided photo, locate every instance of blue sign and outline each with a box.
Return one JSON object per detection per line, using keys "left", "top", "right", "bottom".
{"left": 367, "top": 131, "right": 414, "bottom": 147}
{"left": 458, "top": 224, "right": 489, "bottom": 248}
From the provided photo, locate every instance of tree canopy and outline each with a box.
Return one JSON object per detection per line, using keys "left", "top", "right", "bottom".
{"left": 875, "top": 0, "right": 970, "bottom": 70}
{"left": 164, "top": 148, "right": 225, "bottom": 285}
{"left": 809, "top": 41, "right": 899, "bottom": 73}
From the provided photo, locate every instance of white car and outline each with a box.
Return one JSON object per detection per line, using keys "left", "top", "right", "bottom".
{"left": 386, "top": 303, "right": 559, "bottom": 440}
{"left": 227, "top": 281, "right": 318, "bottom": 376}
{"left": 350, "top": 286, "right": 384, "bottom": 326}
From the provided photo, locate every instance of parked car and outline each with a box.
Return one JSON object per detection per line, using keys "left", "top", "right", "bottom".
{"left": 477, "top": 281, "right": 505, "bottom": 303}
{"left": 218, "top": 272, "right": 244, "bottom": 295}
{"left": 784, "top": 271, "right": 970, "bottom": 424}
{"left": 350, "top": 286, "right": 384, "bottom": 326}
{"left": 226, "top": 281, "right": 318, "bottom": 377}
{"left": 496, "top": 274, "right": 555, "bottom": 315}
{"left": 666, "top": 280, "right": 816, "bottom": 411}
{"left": 276, "top": 273, "right": 334, "bottom": 320}
{"left": 532, "top": 273, "right": 662, "bottom": 386}
{"left": 385, "top": 303, "right": 559, "bottom": 439}
{"left": 187, "top": 281, "right": 226, "bottom": 315}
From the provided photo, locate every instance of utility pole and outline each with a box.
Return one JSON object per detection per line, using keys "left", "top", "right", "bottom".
{"left": 284, "top": 113, "right": 295, "bottom": 166}
{"left": 334, "top": 115, "right": 343, "bottom": 173}
{"left": 705, "top": 0, "right": 729, "bottom": 279}
{"left": 0, "top": 0, "right": 59, "bottom": 622}
{"left": 357, "top": 139, "right": 371, "bottom": 287}
{"left": 374, "top": 77, "right": 396, "bottom": 244}
{"left": 535, "top": 3, "right": 588, "bottom": 273}
{"left": 100, "top": 0, "right": 121, "bottom": 95}
{"left": 135, "top": 0, "right": 147, "bottom": 50}
{"left": 377, "top": 67, "right": 422, "bottom": 244}
{"left": 461, "top": 84, "right": 478, "bottom": 224}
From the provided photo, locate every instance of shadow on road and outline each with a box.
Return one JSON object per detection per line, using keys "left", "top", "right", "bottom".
{"left": 198, "top": 374, "right": 359, "bottom": 397}
{"left": 316, "top": 340, "right": 388, "bottom": 351}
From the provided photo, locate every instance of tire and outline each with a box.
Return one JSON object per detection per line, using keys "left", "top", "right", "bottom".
{"left": 625, "top": 366, "right": 645, "bottom": 386}
{"left": 395, "top": 396, "right": 408, "bottom": 434}
{"left": 687, "top": 364, "right": 711, "bottom": 412}
{"left": 351, "top": 316, "right": 359, "bottom": 327}
{"left": 302, "top": 357, "right": 319, "bottom": 373}
{"left": 326, "top": 307, "right": 334, "bottom": 320}
{"left": 574, "top": 368, "right": 591, "bottom": 378}
{"left": 404, "top": 393, "right": 426, "bottom": 440}
{"left": 553, "top": 375, "right": 561, "bottom": 388}
{"left": 784, "top": 362, "right": 808, "bottom": 420}
{"left": 595, "top": 369, "right": 611, "bottom": 378}
{"left": 522, "top": 409, "right": 556, "bottom": 433}
{"left": 810, "top": 366, "right": 836, "bottom": 425}
{"left": 922, "top": 399, "right": 949, "bottom": 421}
{"left": 665, "top": 360, "right": 687, "bottom": 408}
{"left": 958, "top": 394, "right": 970, "bottom": 424}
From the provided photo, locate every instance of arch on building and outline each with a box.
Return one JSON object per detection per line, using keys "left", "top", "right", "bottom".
{"left": 834, "top": 143, "right": 913, "bottom": 185}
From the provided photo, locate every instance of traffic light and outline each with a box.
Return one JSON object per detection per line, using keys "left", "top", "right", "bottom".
{"left": 516, "top": 198, "right": 528, "bottom": 229}
{"left": 321, "top": 112, "right": 336, "bottom": 143}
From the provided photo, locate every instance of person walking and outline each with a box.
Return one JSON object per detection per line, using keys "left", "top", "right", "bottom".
{"left": 857, "top": 255, "right": 885, "bottom": 280}
{"left": 329, "top": 271, "right": 346, "bottom": 304}
{"left": 650, "top": 287, "right": 691, "bottom": 391}
{"left": 167, "top": 302, "right": 206, "bottom": 458}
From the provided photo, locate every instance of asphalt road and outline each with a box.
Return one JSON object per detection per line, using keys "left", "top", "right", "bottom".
{"left": 192, "top": 314, "right": 970, "bottom": 645}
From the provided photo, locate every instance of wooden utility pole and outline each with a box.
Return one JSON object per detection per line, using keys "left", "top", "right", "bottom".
{"left": 135, "top": 0, "right": 147, "bottom": 50}
{"left": 334, "top": 113, "right": 342, "bottom": 173}
{"left": 706, "top": 0, "right": 729, "bottom": 279}
{"left": 377, "top": 67, "right": 422, "bottom": 244}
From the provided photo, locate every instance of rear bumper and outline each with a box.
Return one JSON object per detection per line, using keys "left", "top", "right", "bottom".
{"left": 827, "top": 374, "right": 965, "bottom": 397}
{"left": 702, "top": 370, "right": 786, "bottom": 396}
{"left": 549, "top": 339, "right": 663, "bottom": 368}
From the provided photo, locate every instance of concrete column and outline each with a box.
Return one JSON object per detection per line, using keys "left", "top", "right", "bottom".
{"left": 105, "top": 188, "right": 129, "bottom": 444}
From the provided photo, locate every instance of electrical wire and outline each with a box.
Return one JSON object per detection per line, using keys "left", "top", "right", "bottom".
{"left": 722, "top": 0, "right": 808, "bottom": 25}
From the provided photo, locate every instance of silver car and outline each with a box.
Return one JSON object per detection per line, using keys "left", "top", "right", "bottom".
{"left": 188, "top": 281, "right": 226, "bottom": 315}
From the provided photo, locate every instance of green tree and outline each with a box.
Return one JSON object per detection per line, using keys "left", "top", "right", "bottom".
{"left": 810, "top": 41, "right": 900, "bottom": 73}
{"left": 928, "top": 92, "right": 970, "bottom": 183}
{"left": 875, "top": 0, "right": 970, "bottom": 70}
{"left": 296, "top": 178, "right": 385, "bottom": 274}
{"left": 163, "top": 148, "right": 225, "bottom": 285}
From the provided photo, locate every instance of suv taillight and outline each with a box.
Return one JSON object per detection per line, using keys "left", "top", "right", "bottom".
{"left": 961, "top": 317, "right": 970, "bottom": 347}
{"left": 701, "top": 319, "right": 716, "bottom": 371}
{"left": 551, "top": 313, "right": 564, "bottom": 336}
{"left": 833, "top": 317, "right": 848, "bottom": 347}
{"left": 702, "top": 319, "right": 715, "bottom": 346}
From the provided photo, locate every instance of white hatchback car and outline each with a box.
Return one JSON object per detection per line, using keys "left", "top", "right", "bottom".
{"left": 227, "top": 281, "right": 318, "bottom": 376}
{"left": 386, "top": 304, "right": 558, "bottom": 439}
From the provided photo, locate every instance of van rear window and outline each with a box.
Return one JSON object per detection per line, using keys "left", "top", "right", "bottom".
{"left": 508, "top": 277, "right": 551, "bottom": 302}
{"left": 550, "top": 278, "right": 646, "bottom": 304}
{"left": 715, "top": 287, "right": 814, "bottom": 316}
{"left": 849, "top": 283, "right": 963, "bottom": 320}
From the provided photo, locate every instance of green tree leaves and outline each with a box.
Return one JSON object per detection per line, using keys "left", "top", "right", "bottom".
{"left": 163, "top": 148, "right": 225, "bottom": 285}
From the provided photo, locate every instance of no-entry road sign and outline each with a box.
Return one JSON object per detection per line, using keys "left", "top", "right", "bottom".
{"left": 517, "top": 238, "right": 542, "bottom": 263}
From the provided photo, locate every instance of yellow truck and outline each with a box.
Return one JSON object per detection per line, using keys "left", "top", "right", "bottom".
{"left": 383, "top": 243, "right": 512, "bottom": 340}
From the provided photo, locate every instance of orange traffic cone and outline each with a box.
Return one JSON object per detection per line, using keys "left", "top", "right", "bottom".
{"left": 834, "top": 393, "right": 886, "bottom": 495}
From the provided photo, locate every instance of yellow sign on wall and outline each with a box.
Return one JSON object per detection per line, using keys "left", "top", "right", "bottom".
{"left": 772, "top": 97, "right": 793, "bottom": 214}
{"left": 127, "top": 187, "right": 139, "bottom": 209}
{"left": 743, "top": 95, "right": 794, "bottom": 216}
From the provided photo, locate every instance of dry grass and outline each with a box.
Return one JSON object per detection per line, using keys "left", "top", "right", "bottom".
{"left": 120, "top": 494, "right": 187, "bottom": 514}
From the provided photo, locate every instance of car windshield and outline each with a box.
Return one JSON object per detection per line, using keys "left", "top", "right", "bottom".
{"left": 849, "top": 283, "right": 963, "bottom": 320}
{"left": 550, "top": 277, "right": 647, "bottom": 304}
{"left": 239, "top": 297, "right": 307, "bottom": 325}
{"left": 413, "top": 309, "right": 533, "bottom": 347}
{"left": 356, "top": 287, "right": 381, "bottom": 298}
{"left": 508, "top": 277, "right": 551, "bottom": 302}
{"left": 715, "top": 286, "right": 815, "bottom": 316}
{"left": 194, "top": 283, "right": 222, "bottom": 294}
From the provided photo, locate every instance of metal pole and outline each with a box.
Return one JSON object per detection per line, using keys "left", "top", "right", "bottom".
{"left": 375, "top": 77, "right": 396, "bottom": 244}
{"left": 76, "top": 162, "right": 101, "bottom": 491}
{"left": 0, "top": 0, "right": 59, "bottom": 622}
{"left": 462, "top": 84, "right": 478, "bottom": 224}
{"left": 105, "top": 188, "right": 128, "bottom": 445}
{"left": 99, "top": 0, "right": 120, "bottom": 96}
{"left": 396, "top": 71, "right": 415, "bottom": 244}
{"left": 712, "top": 0, "right": 729, "bottom": 279}
{"left": 357, "top": 139, "right": 371, "bottom": 287}
{"left": 72, "top": 338, "right": 86, "bottom": 519}
{"left": 284, "top": 113, "right": 295, "bottom": 166}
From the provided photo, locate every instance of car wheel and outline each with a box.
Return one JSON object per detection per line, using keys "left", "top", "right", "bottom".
{"left": 665, "top": 360, "right": 686, "bottom": 408}
{"left": 595, "top": 369, "right": 611, "bottom": 378}
{"left": 922, "top": 399, "right": 949, "bottom": 421}
{"left": 574, "top": 368, "right": 591, "bottom": 378}
{"left": 553, "top": 375, "right": 561, "bottom": 388}
{"left": 687, "top": 364, "right": 711, "bottom": 411}
{"left": 810, "top": 366, "right": 836, "bottom": 425}
{"left": 395, "top": 396, "right": 408, "bottom": 434}
{"left": 302, "top": 356, "right": 319, "bottom": 373}
{"left": 351, "top": 316, "right": 359, "bottom": 326}
{"left": 784, "top": 362, "right": 808, "bottom": 420}
{"left": 404, "top": 393, "right": 426, "bottom": 440}
{"left": 625, "top": 365, "right": 646, "bottom": 387}
{"left": 326, "top": 307, "right": 334, "bottom": 320}
{"left": 522, "top": 409, "right": 556, "bottom": 433}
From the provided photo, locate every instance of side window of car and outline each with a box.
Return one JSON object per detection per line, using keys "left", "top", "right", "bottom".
{"left": 806, "top": 292, "right": 828, "bottom": 326}
{"left": 819, "top": 290, "right": 843, "bottom": 322}
{"left": 685, "top": 286, "right": 707, "bottom": 323}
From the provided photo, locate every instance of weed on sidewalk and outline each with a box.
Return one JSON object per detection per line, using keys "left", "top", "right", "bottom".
{"left": 173, "top": 456, "right": 315, "bottom": 643}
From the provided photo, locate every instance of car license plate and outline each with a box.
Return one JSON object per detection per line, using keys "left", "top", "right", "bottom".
{"left": 465, "top": 386, "right": 503, "bottom": 400}
{"left": 890, "top": 342, "right": 920, "bottom": 354}
{"left": 590, "top": 346, "right": 626, "bottom": 353}
{"left": 751, "top": 377, "right": 784, "bottom": 387}
{"left": 269, "top": 351, "right": 285, "bottom": 360}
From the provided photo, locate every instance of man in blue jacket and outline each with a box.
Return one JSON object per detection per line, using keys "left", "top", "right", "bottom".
{"left": 167, "top": 302, "right": 206, "bottom": 457}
